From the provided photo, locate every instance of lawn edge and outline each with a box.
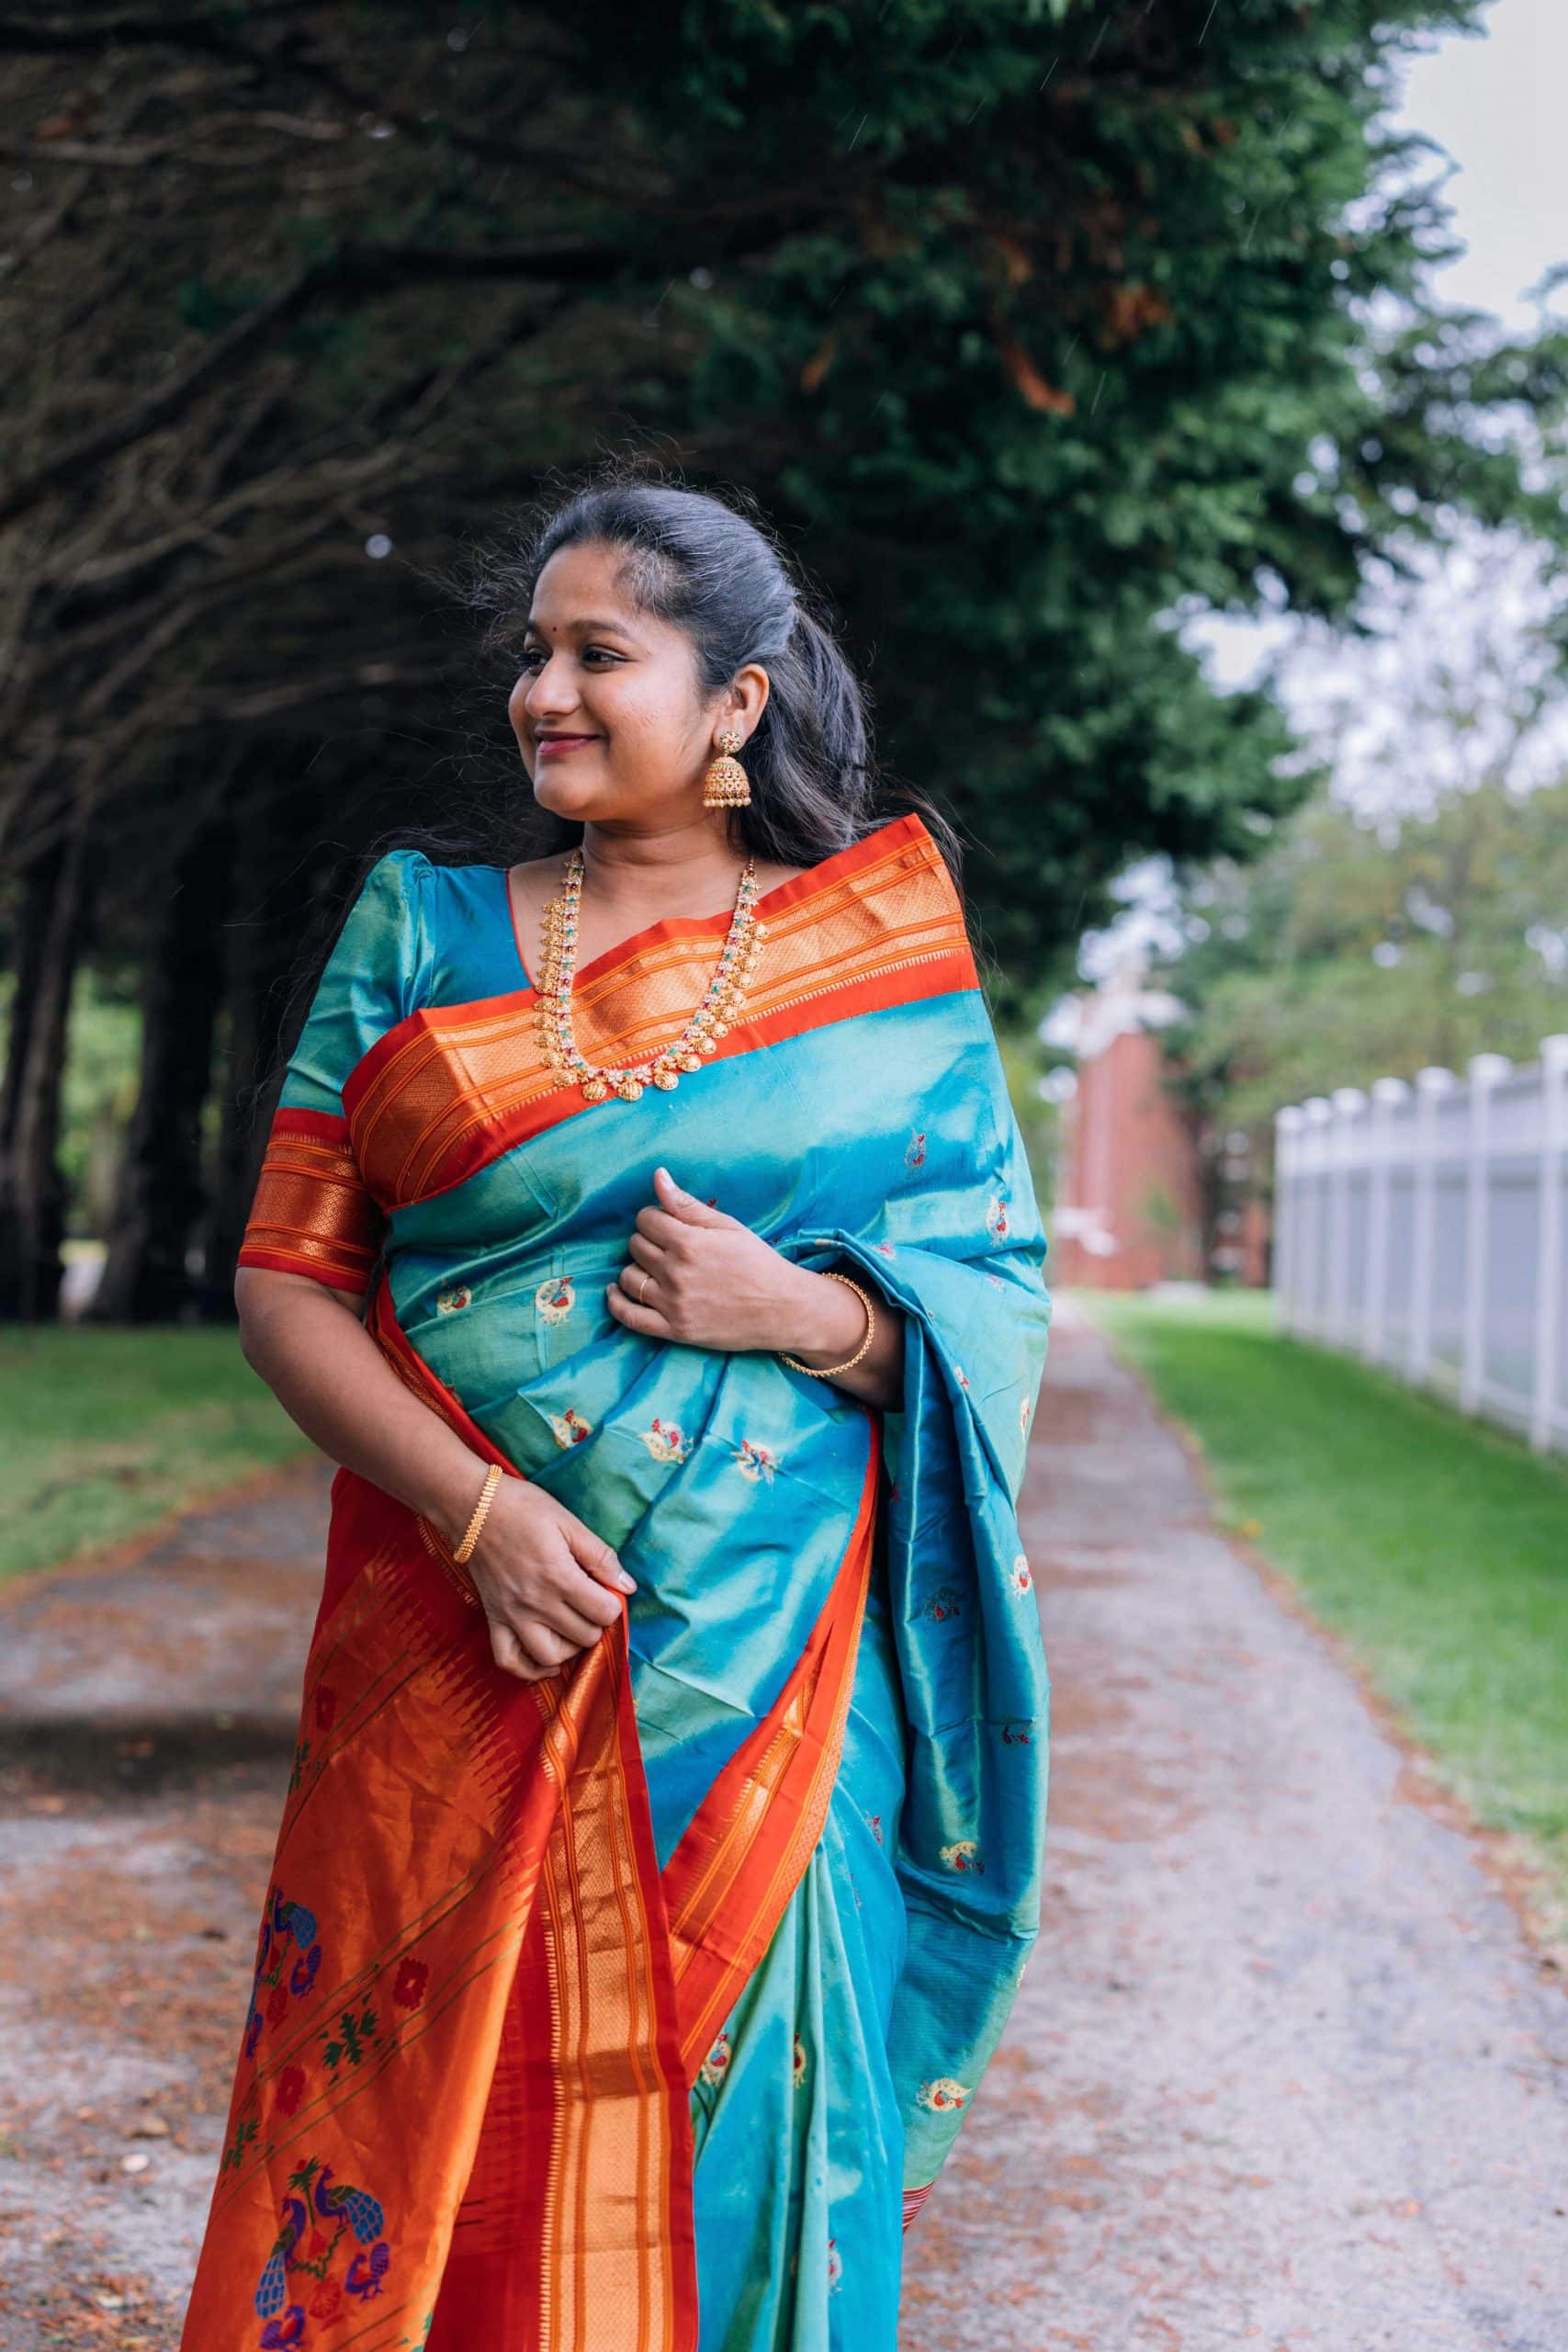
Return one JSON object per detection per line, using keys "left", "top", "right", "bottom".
{"left": 0, "top": 1447, "right": 323, "bottom": 1603}
{"left": 1083, "top": 1298, "right": 1568, "bottom": 1982}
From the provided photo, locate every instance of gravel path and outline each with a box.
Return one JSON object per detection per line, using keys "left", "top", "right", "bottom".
{"left": 0, "top": 1463, "right": 332, "bottom": 2350}
{"left": 2, "top": 1310, "right": 1564, "bottom": 2350}
{"left": 900, "top": 1299, "right": 1568, "bottom": 2352}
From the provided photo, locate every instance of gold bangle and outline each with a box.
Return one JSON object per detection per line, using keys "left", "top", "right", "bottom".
{"left": 452, "top": 1461, "right": 503, "bottom": 1566}
{"left": 778, "top": 1272, "right": 875, "bottom": 1378}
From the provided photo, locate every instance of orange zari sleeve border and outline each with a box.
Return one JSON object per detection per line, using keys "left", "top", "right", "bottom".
{"left": 236, "top": 1106, "right": 386, "bottom": 1295}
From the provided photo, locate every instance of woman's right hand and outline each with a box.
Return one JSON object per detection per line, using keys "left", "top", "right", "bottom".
{"left": 460, "top": 1476, "right": 637, "bottom": 1682}
{"left": 230, "top": 1273, "right": 634, "bottom": 1687}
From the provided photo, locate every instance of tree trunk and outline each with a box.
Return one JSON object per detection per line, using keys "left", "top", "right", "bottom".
{"left": 0, "top": 828, "right": 92, "bottom": 1321}
{"left": 204, "top": 794, "right": 324, "bottom": 1306}
{"left": 92, "top": 819, "right": 232, "bottom": 1323}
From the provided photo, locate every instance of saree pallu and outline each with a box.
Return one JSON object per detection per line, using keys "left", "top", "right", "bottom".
{"left": 185, "top": 810, "right": 1051, "bottom": 2351}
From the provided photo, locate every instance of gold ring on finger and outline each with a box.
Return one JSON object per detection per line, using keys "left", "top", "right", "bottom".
{"left": 636, "top": 1272, "right": 651, "bottom": 1306}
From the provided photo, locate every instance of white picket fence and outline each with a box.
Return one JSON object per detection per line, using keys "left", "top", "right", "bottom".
{"left": 1272, "top": 1036, "right": 1568, "bottom": 1456}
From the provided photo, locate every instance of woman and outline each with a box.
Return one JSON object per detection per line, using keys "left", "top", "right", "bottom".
{"left": 181, "top": 471, "right": 1051, "bottom": 2352}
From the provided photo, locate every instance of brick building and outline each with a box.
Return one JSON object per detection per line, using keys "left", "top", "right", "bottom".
{"left": 1049, "top": 953, "right": 1208, "bottom": 1290}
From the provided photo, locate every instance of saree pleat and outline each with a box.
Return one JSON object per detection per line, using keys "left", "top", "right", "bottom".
{"left": 187, "top": 811, "right": 1050, "bottom": 2350}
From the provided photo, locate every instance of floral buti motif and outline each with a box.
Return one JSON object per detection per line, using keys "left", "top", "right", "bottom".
{"left": 254, "top": 2154, "right": 392, "bottom": 2341}
{"left": 873, "top": 1240, "right": 897, "bottom": 1260}
{"left": 826, "top": 2237, "right": 844, "bottom": 2295}
{"left": 535, "top": 1274, "right": 575, "bottom": 1325}
{"left": 917, "top": 2076, "right": 973, "bottom": 2114}
{"left": 864, "top": 1811, "right": 884, "bottom": 1846}
{"left": 434, "top": 1284, "right": 470, "bottom": 1317}
{"left": 392, "top": 1955, "right": 428, "bottom": 2012}
{"left": 732, "top": 1436, "right": 777, "bottom": 1485}
{"left": 792, "top": 2033, "right": 807, "bottom": 2088}
{"left": 638, "top": 1416, "right": 690, "bottom": 1465}
{"left": 919, "top": 1583, "right": 963, "bottom": 1623}
{"left": 940, "top": 1838, "right": 984, "bottom": 1873}
{"left": 1010, "top": 1553, "right": 1033, "bottom": 1596}
{"left": 985, "top": 1191, "right": 1011, "bottom": 1242}
{"left": 904, "top": 1130, "right": 927, "bottom": 1170}
{"left": 548, "top": 1408, "right": 592, "bottom": 1449}
{"left": 697, "top": 2030, "right": 731, "bottom": 2089}
{"left": 1019, "top": 1393, "right": 1032, "bottom": 1437}
{"left": 1001, "top": 1720, "right": 1033, "bottom": 1746}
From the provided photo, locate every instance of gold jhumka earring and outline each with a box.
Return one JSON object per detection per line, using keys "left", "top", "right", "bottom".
{"left": 702, "top": 728, "right": 751, "bottom": 808}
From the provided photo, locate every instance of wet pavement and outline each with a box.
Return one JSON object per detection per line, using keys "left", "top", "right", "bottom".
{"left": 2, "top": 1313, "right": 1565, "bottom": 2349}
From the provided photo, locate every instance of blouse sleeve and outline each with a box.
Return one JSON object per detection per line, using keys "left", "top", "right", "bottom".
{"left": 236, "top": 849, "right": 432, "bottom": 1295}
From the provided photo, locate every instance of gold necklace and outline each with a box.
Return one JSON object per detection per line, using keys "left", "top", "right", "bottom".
{"left": 536, "top": 847, "right": 769, "bottom": 1103}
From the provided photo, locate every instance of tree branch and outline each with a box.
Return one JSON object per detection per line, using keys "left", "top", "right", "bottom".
{"left": 0, "top": 3, "right": 319, "bottom": 55}
{"left": 0, "top": 195, "right": 835, "bottom": 527}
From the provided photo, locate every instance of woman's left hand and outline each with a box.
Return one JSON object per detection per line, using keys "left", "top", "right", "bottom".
{"left": 607, "top": 1166, "right": 822, "bottom": 1356}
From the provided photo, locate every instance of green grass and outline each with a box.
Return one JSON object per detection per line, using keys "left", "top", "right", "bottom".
{"left": 1083, "top": 1287, "right": 1568, "bottom": 1929}
{"left": 0, "top": 1326, "right": 311, "bottom": 1580}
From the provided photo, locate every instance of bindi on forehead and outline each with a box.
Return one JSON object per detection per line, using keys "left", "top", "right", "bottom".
{"left": 524, "top": 611, "right": 645, "bottom": 640}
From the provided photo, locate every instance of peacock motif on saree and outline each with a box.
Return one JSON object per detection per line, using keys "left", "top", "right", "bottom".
{"left": 254, "top": 2154, "right": 392, "bottom": 2338}
{"left": 243, "top": 1887, "right": 321, "bottom": 2061}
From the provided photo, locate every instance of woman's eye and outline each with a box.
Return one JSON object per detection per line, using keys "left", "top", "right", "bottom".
{"left": 517, "top": 644, "right": 617, "bottom": 669}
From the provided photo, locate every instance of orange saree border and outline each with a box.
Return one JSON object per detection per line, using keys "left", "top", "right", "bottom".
{"left": 236, "top": 1106, "right": 386, "bottom": 1294}
{"left": 182, "top": 1280, "right": 883, "bottom": 2350}
{"left": 367, "top": 1289, "right": 699, "bottom": 2352}
{"left": 662, "top": 1413, "right": 881, "bottom": 2080}
{"left": 341, "top": 810, "right": 976, "bottom": 1209}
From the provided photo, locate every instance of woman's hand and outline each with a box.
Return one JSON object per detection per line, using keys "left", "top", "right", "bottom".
{"left": 606, "top": 1166, "right": 825, "bottom": 1356}
{"left": 232, "top": 1270, "right": 639, "bottom": 1682}
{"left": 606, "top": 1167, "right": 905, "bottom": 1410}
{"left": 457, "top": 1476, "right": 637, "bottom": 1683}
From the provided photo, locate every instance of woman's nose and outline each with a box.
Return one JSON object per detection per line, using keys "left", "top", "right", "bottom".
{"left": 520, "top": 656, "right": 579, "bottom": 723}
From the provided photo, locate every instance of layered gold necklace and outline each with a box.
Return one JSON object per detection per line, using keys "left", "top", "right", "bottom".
{"left": 536, "top": 846, "right": 770, "bottom": 1103}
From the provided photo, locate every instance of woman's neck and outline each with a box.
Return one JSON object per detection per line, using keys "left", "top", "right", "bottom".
{"left": 576, "top": 820, "right": 751, "bottom": 919}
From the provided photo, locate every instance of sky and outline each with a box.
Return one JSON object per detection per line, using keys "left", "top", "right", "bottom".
{"left": 1061, "top": 0, "right": 1568, "bottom": 1009}
{"left": 1396, "top": 0, "right": 1568, "bottom": 333}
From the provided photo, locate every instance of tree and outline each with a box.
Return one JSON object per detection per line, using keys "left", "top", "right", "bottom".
{"left": 3, "top": 0, "right": 1565, "bottom": 1314}
{"left": 1163, "top": 774, "right": 1568, "bottom": 1134}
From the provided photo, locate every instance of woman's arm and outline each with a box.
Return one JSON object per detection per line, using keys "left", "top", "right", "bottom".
{"left": 608, "top": 1167, "right": 905, "bottom": 1412}
{"left": 236, "top": 1268, "right": 491, "bottom": 1540}
{"left": 773, "top": 1263, "right": 905, "bottom": 1412}
{"left": 234, "top": 1269, "right": 635, "bottom": 1679}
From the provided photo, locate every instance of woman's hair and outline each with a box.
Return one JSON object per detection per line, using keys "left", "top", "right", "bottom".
{"left": 252, "top": 455, "right": 964, "bottom": 1130}
{"left": 439, "top": 452, "right": 962, "bottom": 879}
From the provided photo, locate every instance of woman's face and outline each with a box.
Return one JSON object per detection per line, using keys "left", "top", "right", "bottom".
{"left": 509, "top": 539, "right": 766, "bottom": 830}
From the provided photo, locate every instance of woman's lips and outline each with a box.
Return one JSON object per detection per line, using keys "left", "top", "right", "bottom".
{"left": 536, "top": 734, "right": 601, "bottom": 760}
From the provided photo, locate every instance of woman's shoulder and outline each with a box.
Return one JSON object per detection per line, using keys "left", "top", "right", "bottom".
{"left": 355, "top": 843, "right": 434, "bottom": 908}
{"left": 367, "top": 847, "right": 508, "bottom": 924}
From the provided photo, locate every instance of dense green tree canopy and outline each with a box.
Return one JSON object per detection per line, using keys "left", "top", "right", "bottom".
{"left": 4, "top": 0, "right": 1567, "bottom": 1314}
{"left": 4, "top": 0, "right": 1564, "bottom": 1004}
